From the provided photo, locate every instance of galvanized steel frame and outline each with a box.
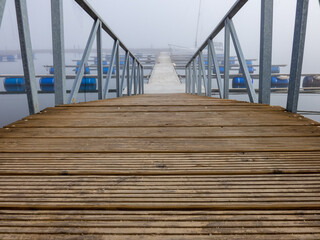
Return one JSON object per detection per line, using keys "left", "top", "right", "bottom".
{"left": 0, "top": 0, "right": 144, "bottom": 114}
{"left": 186, "top": 0, "right": 309, "bottom": 110}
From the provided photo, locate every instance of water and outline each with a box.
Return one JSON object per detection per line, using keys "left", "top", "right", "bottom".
{"left": 0, "top": 53, "right": 319, "bottom": 127}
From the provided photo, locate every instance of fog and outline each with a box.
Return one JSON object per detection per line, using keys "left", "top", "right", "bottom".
{"left": 0, "top": 0, "right": 319, "bottom": 73}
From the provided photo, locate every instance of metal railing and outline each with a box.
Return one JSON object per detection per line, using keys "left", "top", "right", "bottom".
{"left": 185, "top": 0, "right": 309, "bottom": 113}
{"left": 0, "top": 0, "right": 144, "bottom": 115}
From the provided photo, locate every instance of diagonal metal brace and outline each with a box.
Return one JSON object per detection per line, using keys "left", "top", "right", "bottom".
{"left": 199, "top": 52, "right": 208, "bottom": 95}
{"left": 208, "top": 39, "right": 223, "bottom": 98}
{"left": 69, "top": 19, "right": 100, "bottom": 104}
{"left": 103, "top": 39, "right": 119, "bottom": 99}
{"left": 120, "top": 51, "right": 129, "bottom": 97}
{"left": 226, "top": 18, "right": 257, "bottom": 103}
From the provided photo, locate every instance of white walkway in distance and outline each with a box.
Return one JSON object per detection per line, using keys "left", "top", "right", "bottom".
{"left": 144, "top": 52, "right": 185, "bottom": 94}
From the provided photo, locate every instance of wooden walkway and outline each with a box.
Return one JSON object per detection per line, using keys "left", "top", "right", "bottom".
{"left": 1, "top": 93, "right": 320, "bottom": 239}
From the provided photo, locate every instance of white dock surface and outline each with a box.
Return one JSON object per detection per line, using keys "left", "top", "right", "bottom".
{"left": 144, "top": 52, "right": 185, "bottom": 94}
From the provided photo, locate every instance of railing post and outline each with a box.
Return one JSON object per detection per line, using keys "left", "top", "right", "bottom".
{"left": 286, "top": 0, "right": 309, "bottom": 113}
{"left": 15, "top": 0, "right": 39, "bottom": 114}
{"left": 223, "top": 19, "right": 230, "bottom": 99}
{"left": 227, "top": 18, "right": 258, "bottom": 103}
{"left": 259, "top": 0, "right": 273, "bottom": 104}
{"left": 0, "top": 0, "right": 6, "bottom": 28}
{"left": 51, "top": 0, "right": 67, "bottom": 105}
{"left": 96, "top": 21, "right": 103, "bottom": 99}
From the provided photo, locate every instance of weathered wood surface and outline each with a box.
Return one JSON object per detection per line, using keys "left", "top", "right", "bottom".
{"left": 0, "top": 93, "right": 320, "bottom": 239}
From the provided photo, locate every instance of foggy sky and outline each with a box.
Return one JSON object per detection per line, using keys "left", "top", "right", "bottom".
{"left": 0, "top": 0, "right": 319, "bottom": 73}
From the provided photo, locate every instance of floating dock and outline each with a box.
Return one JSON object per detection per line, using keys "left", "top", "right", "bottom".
{"left": 0, "top": 92, "right": 320, "bottom": 239}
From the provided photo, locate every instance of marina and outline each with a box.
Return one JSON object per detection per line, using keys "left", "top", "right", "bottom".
{"left": 0, "top": 0, "right": 320, "bottom": 239}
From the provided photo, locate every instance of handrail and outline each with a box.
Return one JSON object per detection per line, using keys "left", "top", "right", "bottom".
{"left": 0, "top": 0, "right": 144, "bottom": 115}
{"left": 74, "top": 0, "right": 142, "bottom": 66}
{"left": 186, "top": 0, "right": 248, "bottom": 67}
{"left": 185, "top": 0, "right": 310, "bottom": 113}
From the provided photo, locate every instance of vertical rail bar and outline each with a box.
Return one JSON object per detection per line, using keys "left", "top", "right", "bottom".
{"left": 96, "top": 21, "right": 103, "bottom": 99}
{"left": 129, "top": 59, "right": 136, "bottom": 96}
{"left": 208, "top": 39, "right": 223, "bottom": 98}
{"left": 223, "top": 19, "right": 230, "bottom": 99}
{"left": 115, "top": 44, "right": 120, "bottom": 97}
{"left": 51, "top": 0, "right": 66, "bottom": 105}
{"left": 141, "top": 66, "right": 144, "bottom": 94}
{"left": 286, "top": 0, "right": 309, "bottom": 113}
{"left": 197, "top": 56, "right": 202, "bottom": 95}
{"left": 188, "top": 63, "right": 192, "bottom": 93}
{"left": 137, "top": 64, "right": 141, "bottom": 94}
{"left": 134, "top": 62, "right": 137, "bottom": 95}
{"left": 207, "top": 46, "right": 212, "bottom": 97}
{"left": 199, "top": 51, "right": 208, "bottom": 95}
{"left": 259, "top": 0, "right": 273, "bottom": 104}
{"left": 227, "top": 18, "right": 257, "bottom": 103}
{"left": 103, "top": 40, "right": 118, "bottom": 99}
{"left": 69, "top": 19, "right": 99, "bottom": 104}
{"left": 126, "top": 57, "right": 130, "bottom": 96}
{"left": 192, "top": 59, "right": 196, "bottom": 94}
{"left": 15, "top": 0, "right": 39, "bottom": 114}
{"left": 0, "top": 0, "right": 6, "bottom": 28}
{"left": 185, "top": 66, "right": 188, "bottom": 93}
{"left": 120, "top": 51, "right": 129, "bottom": 97}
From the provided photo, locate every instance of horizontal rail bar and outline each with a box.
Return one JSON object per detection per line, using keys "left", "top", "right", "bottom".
{"left": 186, "top": 0, "right": 248, "bottom": 67}
{"left": 74, "top": 0, "right": 142, "bottom": 66}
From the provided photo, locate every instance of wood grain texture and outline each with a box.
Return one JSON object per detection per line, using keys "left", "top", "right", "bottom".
{"left": 0, "top": 93, "right": 319, "bottom": 238}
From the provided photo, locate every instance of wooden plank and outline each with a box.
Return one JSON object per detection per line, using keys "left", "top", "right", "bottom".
{"left": 2, "top": 126, "right": 320, "bottom": 138}
{"left": 1, "top": 137, "right": 320, "bottom": 153}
